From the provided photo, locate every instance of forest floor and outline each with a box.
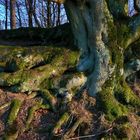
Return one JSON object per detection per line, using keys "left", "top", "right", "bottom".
{"left": 0, "top": 88, "right": 56, "bottom": 139}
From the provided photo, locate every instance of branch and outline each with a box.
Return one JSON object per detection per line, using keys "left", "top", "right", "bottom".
{"left": 107, "top": 0, "right": 128, "bottom": 19}
{"left": 134, "top": 0, "right": 140, "bottom": 12}
{"left": 51, "top": 0, "right": 65, "bottom": 4}
{"left": 126, "top": 14, "right": 140, "bottom": 46}
{"left": 124, "top": 59, "right": 140, "bottom": 78}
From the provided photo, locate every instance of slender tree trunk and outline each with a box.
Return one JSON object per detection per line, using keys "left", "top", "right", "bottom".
{"left": 16, "top": 2, "right": 22, "bottom": 27}
{"left": 56, "top": 3, "right": 61, "bottom": 26}
{"left": 33, "top": 0, "right": 41, "bottom": 27}
{"left": 5, "top": 0, "right": 8, "bottom": 30}
{"left": 52, "top": 2, "right": 56, "bottom": 27}
{"left": 10, "top": 0, "right": 16, "bottom": 29}
{"left": 47, "top": 0, "right": 51, "bottom": 27}
{"left": 25, "top": 0, "right": 33, "bottom": 27}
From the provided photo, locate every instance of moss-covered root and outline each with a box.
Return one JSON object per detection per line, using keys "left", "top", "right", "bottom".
{"left": 53, "top": 112, "right": 70, "bottom": 135}
{"left": 25, "top": 100, "right": 43, "bottom": 130}
{"left": 63, "top": 118, "right": 83, "bottom": 139}
{"left": 4, "top": 130, "right": 19, "bottom": 140}
{"left": 25, "top": 105, "right": 40, "bottom": 131}
{"left": 4, "top": 99, "right": 22, "bottom": 140}
{"left": 0, "top": 71, "right": 22, "bottom": 86}
{"left": 26, "top": 92, "right": 38, "bottom": 99}
{"left": 0, "top": 102, "right": 11, "bottom": 111}
{"left": 25, "top": 100, "right": 50, "bottom": 131}
{"left": 113, "top": 124, "right": 136, "bottom": 139}
{"left": 115, "top": 81, "right": 140, "bottom": 107}
{"left": 40, "top": 89, "right": 57, "bottom": 110}
{"left": 7, "top": 99, "right": 22, "bottom": 126}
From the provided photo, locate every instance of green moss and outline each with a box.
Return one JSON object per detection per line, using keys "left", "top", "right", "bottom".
{"left": 40, "top": 89, "right": 57, "bottom": 110}
{"left": 4, "top": 130, "right": 18, "bottom": 140}
{"left": 107, "top": 0, "right": 128, "bottom": 19}
{"left": 113, "top": 124, "right": 135, "bottom": 139}
{"left": 0, "top": 45, "right": 79, "bottom": 100}
{"left": 53, "top": 112, "right": 70, "bottom": 134}
{"left": 0, "top": 71, "right": 23, "bottom": 87}
{"left": 25, "top": 99, "right": 43, "bottom": 130}
{"left": 25, "top": 105, "right": 39, "bottom": 130}
{"left": 97, "top": 91, "right": 127, "bottom": 121}
{"left": 7, "top": 99, "right": 22, "bottom": 126}
{"left": 66, "top": 51, "right": 79, "bottom": 66}
{"left": 115, "top": 80, "right": 140, "bottom": 107}
{"left": 97, "top": 78, "right": 127, "bottom": 121}
{"left": 118, "top": 23, "right": 131, "bottom": 48}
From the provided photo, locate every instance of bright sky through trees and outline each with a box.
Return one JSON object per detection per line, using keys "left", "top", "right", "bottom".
{"left": 0, "top": 0, "right": 136, "bottom": 29}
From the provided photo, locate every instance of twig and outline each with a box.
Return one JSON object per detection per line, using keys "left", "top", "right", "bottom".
{"left": 0, "top": 102, "right": 11, "bottom": 111}
{"left": 68, "top": 127, "right": 113, "bottom": 140}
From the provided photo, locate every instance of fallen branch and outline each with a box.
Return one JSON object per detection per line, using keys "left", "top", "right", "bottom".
{"left": 0, "top": 102, "right": 11, "bottom": 111}
{"left": 68, "top": 127, "right": 113, "bottom": 140}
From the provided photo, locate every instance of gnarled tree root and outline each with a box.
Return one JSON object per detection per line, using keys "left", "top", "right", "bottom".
{"left": 4, "top": 99, "right": 22, "bottom": 140}
{"left": 62, "top": 118, "right": 83, "bottom": 140}
{"left": 53, "top": 112, "right": 70, "bottom": 135}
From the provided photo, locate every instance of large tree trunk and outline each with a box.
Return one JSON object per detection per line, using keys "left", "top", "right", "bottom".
{"left": 64, "top": 0, "right": 140, "bottom": 118}
{"left": 10, "top": 0, "right": 16, "bottom": 29}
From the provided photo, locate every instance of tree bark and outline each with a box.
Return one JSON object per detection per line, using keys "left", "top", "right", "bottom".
{"left": 16, "top": 2, "right": 22, "bottom": 27}
{"left": 56, "top": 3, "right": 61, "bottom": 26}
{"left": 25, "top": 0, "right": 33, "bottom": 27}
{"left": 33, "top": 0, "right": 41, "bottom": 27}
{"left": 64, "top": 0, "right": 112, "bottom": 96}
{"left": 63, "top": 0, "right": 140, "bottom": 120}
{"left": 10, "top": 0, "right": 16, "bottom": 29}
{"left": 5, "top": 0, "right": 8, "bottom": 30}
{"left": 47, "top": 0, "right": 52, "bottom": 27}
{"left": 65, "top": 0, "right": 140, "bottom": 96}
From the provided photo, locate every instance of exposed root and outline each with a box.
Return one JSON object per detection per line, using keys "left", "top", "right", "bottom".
{"left": 26, "top": 92, "right": 38, "bottom": 99}
{"left": 63, "top": 118, "right": 83, "bottom": 139}
{"left": 40, "top": 89, "right": 57, "bottom": 110}
{"left": 53, "top": 112, "right": 70, "bottom": 135}
{"left": 25, "top": 105, "right": 41, "bottom": 131}
{"left": 4, "top": 130, "right": 19, "bottom": 140}
{"left": 4, "top": 99, "right": 22, "bottom": 139}
{"left": 69, "top": 100, "right": 93, "bottom": 124}
{"left": 68, "top": 127, "right": 113, "bottom": 140}
{"left": 7, "top": 99, "right": 22, "bottom": 126}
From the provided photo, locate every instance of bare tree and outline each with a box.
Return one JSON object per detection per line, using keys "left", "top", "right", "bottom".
{"left": 56, "top": 2, "right": 60, "bottom": 26}
{"left": 16, "top": 1, "right": 22, "bottom": 27}
{"left": 10, "top": 0, "right": 16, "bottom": 29}
{"left": 5, "top": 0, "right": 8, "bottom": 29}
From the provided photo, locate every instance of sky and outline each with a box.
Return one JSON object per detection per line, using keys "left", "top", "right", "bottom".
{"left": 0, "top": 5, "right": 4, "bottom": 19}
{"left": 0, "top": 5, "right": 5, "bottom": 29}
{"left": 0, "top": 0, "right": 136, "bottom": 29}
{"left": 0, "top": 1, "right": 135, "bottom": 19}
